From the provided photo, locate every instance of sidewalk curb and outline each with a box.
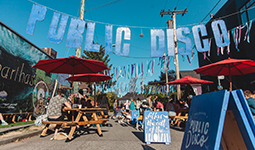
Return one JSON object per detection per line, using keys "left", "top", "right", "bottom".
{"left": 0, "top": 129, "right": 42, "bottom": 146}
{"left": 0, "top": 124, "right": 35, "bottom": 135}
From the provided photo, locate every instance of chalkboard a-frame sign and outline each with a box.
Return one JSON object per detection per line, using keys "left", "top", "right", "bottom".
{"left": 181, "top": 89, "right": 255, "bottom": 150}
{"left": 144, "top": 111, "right": 171, "bottom": 145}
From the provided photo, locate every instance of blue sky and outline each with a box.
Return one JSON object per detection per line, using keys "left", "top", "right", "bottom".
{"left": 0, "top": 0, "right": 228, "bottom": 95}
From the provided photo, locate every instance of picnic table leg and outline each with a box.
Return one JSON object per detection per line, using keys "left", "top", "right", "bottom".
{"left": 82, "top": 115, "right": 89, "bottom": 127}
{"left": 12, "top": 114, "right": 16, "bottom": 123}
{"left": 28, "top": 114, "right": 32, "bottom": 121}
{"left": 68, "top": 111, "right": 82, "bottom": 140}
{"left": 41, "top": 124, "right": 50, "bottom": 136}
{"left": 92, "top": 112, "right": 102, "bottom": 136}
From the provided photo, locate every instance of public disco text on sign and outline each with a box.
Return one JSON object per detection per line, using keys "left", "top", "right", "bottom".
{"left": 26, "top": 4, "right": 230, "bottom": 57}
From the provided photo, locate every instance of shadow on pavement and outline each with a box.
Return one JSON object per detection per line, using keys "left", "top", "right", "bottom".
{"left": 170, "top": 125, "right": 185, "bottom": 132}
{"left": 132, "top": 131, "right": 144, "bottom": 143}
{"left": 65, "top": 128, "right": 109, "bottom": 142}
{"left": 141, "top": 144, "right": 156, "bottom": 150}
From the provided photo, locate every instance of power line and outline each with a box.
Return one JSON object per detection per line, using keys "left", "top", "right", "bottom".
{"left": 27, "top": 0, "right": 255, "bottom": 28}
{"left": 176, "top": 0, "right": 192, "bottom": 24}
{"left": 158, "top": 0, "right": 169, "bottom": 27}
{"left": 85, "top": 0, "right": 101, "bottom": 44}
{"left": 112, "top": 52, "right": 153, "bottom": 59}
{"left": 84, "top": 0, "right": 125, "bottom": 12}
{"left": 93, "top": 31, "right": 151, "bottom": 52}
{"left": 175, "top": 0, "right": 180, "bottom": 9}
{"left": 200, "top": 0, "right": 221, "bottom": 23}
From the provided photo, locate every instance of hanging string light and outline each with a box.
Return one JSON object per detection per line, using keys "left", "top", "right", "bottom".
{"left": 140, "top": 29, "right": 144, "bottom": 37}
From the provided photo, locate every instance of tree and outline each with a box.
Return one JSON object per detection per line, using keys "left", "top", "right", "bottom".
{"left": 82, "top": 45, "right": 115, "bottom": 92}
{"left": 148, "top": 70, "right": 176, "bottom": 85}
{"left": 82, "top": 45, "right": 112, "bottom": 69}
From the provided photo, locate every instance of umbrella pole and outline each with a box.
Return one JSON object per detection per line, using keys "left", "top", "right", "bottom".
{"left": 72, "top": 68, "right": 74, "bottom": 122}
{"left": 229, "top": 65, "right": 232, "bottom": 91}
{"left": 187, "top": 84, "right": 191, "bottom": 106}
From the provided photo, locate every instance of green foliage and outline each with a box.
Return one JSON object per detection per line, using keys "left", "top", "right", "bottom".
{"left": 142, "top": 91, "right": 178, "bottom": 104}
{"left": 0, "top": 121, "right": 34, "bottom": 128}
{"left": 82, "top": 45, "right": 112, "bottom": 68}
{"left": 34, "top": 69, "right": 52, "bottom": 86}
{"left": 82, "top": 45, "right": 116, "bottom": 90}
{"left": 16, "top": 93, "right": 33, "bottom": 112}
{"left": 100, "top": 92, "right": 119, "bottom": 110}
{"left": 148, "top": 70, "right": 176, "bottom": 85}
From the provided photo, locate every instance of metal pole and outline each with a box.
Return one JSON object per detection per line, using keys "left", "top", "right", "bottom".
{"left": 164, "top": 53, "right": 169, "bottom": 95}
{"left": 74, "top": 0, "right": 85, "bottom": 94}
{"left": 172, "top": 13, "right": 181, "bottom": 100}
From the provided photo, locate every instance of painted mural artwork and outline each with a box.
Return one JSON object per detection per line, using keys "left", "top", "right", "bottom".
{"left": 0, "top": 22, "right": 70, "bottom": 114}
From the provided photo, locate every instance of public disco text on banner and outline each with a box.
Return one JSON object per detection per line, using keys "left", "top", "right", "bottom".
{"left": 181, "top": 90, "right": 255, "bottom": 150}
{"left": 26, "top": 4, "right": 230, "bottom": 57}
{"left": 144, "top": 111, "right": 171, "bottom": 145}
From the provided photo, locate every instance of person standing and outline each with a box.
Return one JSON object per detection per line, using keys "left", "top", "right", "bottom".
{"left": 124, "top": 100, "right": 130, "bottom": 113}
{"left": 113, "top": 99, "right": 118, "bottom": 119}
{"left": 146, "top": 95, "right": 152, "bottom": 109}
{"left": 47, "top": 89, "right": 71, "bottom": 140}
{"left": 129, "top": 98, "right": 136, "bottom": 111}
{"left": 244, "top": 90, "right": 255, "bottom": 120}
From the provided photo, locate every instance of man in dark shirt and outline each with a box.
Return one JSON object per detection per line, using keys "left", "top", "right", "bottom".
{"left": 244, "top": 90, "right": 255, "bottom": 120}
{"left": 81, "top": 95, "right": 92, "bottom": 108}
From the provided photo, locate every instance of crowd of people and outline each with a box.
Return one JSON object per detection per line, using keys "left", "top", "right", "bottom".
{"left": 112, "top": 94, "right": 191, "bottom": 127}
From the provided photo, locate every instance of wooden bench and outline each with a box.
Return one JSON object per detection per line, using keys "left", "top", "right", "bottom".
{"left": 41, "top": 118, "right": 109, "bottom": 137}
{"left": 2, "top": 112, "right": 32, "bottom": 123}
{"left": 41, "top": 108, "right": 109, "bottom": 140}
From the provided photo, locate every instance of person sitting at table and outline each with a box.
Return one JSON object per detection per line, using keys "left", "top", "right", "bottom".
{"left": 166, "top": 96, "right": 176, "bottom": 116}
{"left": 81, "top": 95, "right": 93, "bottom": 108}
{"left": 179, "top": 99, "right": 189, "bottom": 109}
{"left": 47, "top": 88, "right": 71, "bottom": 141}
{"left": 152, "top": 96, "right": 164, "bottom": 111}
{"left": 116, "top": 105, "right": 130, "bottom": 124}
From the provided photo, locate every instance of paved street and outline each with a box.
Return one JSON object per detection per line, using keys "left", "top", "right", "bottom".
{"left": 0, "top": 119, "right": 184, "bottom": 150}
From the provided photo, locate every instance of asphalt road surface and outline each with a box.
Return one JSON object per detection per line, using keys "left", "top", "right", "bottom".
{"left": 0, "top": 119, "right": 184, "bottom": 150}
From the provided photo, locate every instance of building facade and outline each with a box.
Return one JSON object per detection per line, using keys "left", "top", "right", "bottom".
{"left": 198, "top": 0, "right": 255, "bottom": 92}
{"left": 0, "top": 22, "right": 69, "bottom": 115}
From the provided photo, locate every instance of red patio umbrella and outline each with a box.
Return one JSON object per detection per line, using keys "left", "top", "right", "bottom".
{"left": 165, "top": 76, "right": 213, "bottom": 85}
{"left": 66, "top": 73, "right": 112, "bottom": 108}
{"left": 166, "top": 76, "right": 212, "bottom": 106}
{"left": 65, "top": 73, "right": 112, "bottom": 83}
{"left": 194, "top": 58, "right": 255, "bottom": 91}
{"left": 32, "top": 56, "right": 108, "bottom": 74}
{"left": 32, "top": 56, "right": 108, "bottom": 122}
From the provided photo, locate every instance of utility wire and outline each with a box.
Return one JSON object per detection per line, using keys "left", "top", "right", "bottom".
{"left": 177, "top": 0, "right": 193, "bottom": 24}
{"left": 27, "top": 0, "right": 255, "bottom": 29}
{"left": 84, "top": 0, "right": 125, "bottom": 12}
{"left": 186, "top": 0, "right": 193, "bottom": 8}
{"left": 200, "top": 0, "right": 221, "bottom": 23}
{"left": 158, "top": 0, "right": 169, "bottom": 27}
{"left": 175, "top": 0, "right": 180, "bottom": 9}
{"left": 85, "top": 0, "right": 101, "bottom": 44}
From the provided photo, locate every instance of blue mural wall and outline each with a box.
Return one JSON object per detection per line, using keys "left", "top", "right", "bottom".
{"left": 0, "top": 22, "right": 69, "bottom": 114}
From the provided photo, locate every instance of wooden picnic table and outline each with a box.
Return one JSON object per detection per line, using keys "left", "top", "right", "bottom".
{"left": 41, "top": 108, "right": 109, "bottom": 140}
{"left": 2, "top": 112, "right": 32, "bottom": 123}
